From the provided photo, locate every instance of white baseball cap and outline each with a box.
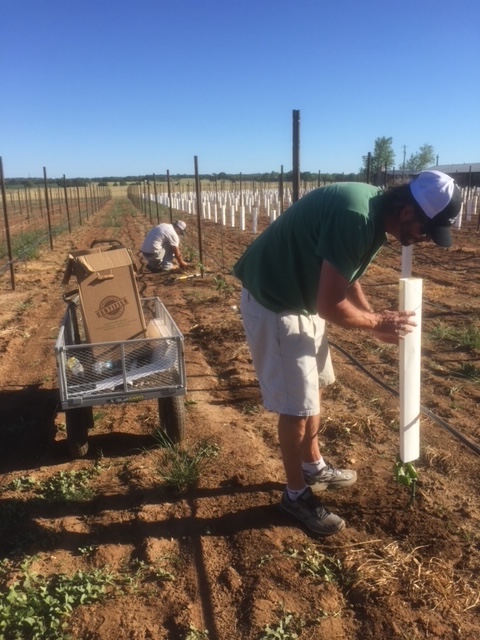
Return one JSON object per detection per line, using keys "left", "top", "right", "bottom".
{"left": 175, "top": 220, "right": 187, "bottom": 235}
{"left": 409, "top": 170, "right": 461, "bottom": 247}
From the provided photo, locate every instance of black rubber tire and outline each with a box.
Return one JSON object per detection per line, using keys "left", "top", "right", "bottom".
{"left": 65, "top": 406, "right": 94, "bottom": 458}
{"left": 158, "top": 396, "right": 185, "bottom": 443}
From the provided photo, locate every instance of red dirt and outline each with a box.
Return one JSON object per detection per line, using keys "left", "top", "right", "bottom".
{"left": 0, "top": 196, "right": 479, "bottom": 639}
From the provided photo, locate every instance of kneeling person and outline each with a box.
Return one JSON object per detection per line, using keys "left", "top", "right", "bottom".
{"left": 141, "top": 220, "right": 187, "bottom": 272}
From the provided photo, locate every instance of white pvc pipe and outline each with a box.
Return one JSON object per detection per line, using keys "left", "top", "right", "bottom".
{"left": 454, "top": 203, "right": 463, "bottom": 229}
{"left": 399, "top": 277, "right": 423, "bottom": 463}
{"left": 466, "top": 199, "right": 473, "bottom": 221}
{"left": 401, "top": 246, "right": 413, "bottom": 278}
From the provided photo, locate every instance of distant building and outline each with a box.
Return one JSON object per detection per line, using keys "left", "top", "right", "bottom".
{"left": 374, "top": 162, "right": 480, "bottom": 190}
{"left": 426, "top": 163, "right": 480, "bottom": 188}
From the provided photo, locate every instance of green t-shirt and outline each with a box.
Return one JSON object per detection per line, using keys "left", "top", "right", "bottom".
{"left": 233, "top": 182, "right": 386, "bottom": 314}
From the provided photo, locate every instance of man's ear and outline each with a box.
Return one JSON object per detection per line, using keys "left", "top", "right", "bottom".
{"left": 399, "top": 204, "right": 417, "bottom": 222}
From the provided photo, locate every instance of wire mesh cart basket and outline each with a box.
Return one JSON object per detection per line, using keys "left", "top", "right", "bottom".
{"left": 55, "top": 296, "right": 187, "bottom": 457}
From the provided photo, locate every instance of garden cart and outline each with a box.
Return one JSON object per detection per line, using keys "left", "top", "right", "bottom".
{"left": 55, "top": 239, "right": 187, "bottom": 457}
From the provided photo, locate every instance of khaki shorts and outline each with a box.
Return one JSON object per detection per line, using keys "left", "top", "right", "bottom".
{"left": 240, "top": 288, "right": 335, "bottom": 416}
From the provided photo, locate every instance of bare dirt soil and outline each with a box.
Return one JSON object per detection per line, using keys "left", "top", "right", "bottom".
{"left": 0, "top": 196, "right": 479, "bottom": 639}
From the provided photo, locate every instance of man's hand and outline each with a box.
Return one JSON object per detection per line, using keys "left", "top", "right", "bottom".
{"left": 372, "top": 310, "right": 416, "bottom": 344}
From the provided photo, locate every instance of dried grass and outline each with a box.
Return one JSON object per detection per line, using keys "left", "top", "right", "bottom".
{"left": 421, "top": 445, "right": 458, "bottom": 474}
{"left": 340, "top": 541, "right": 479, "bottom": 613}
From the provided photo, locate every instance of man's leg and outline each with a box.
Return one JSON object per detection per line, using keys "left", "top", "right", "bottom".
{"left": 278, "top": 413, "right": 310, "bottom": 490}
{"left": 161, "top": 245, "right": 175, "bottom": 270}
{"left": 278, "top": 410, "right": 322, "bottom": 488}
{"left": 240, "top": 289, "right": 346, "bottom": 535}
{"left": 301, "top": 392, "right": 357, "bottom": 493}
{"left": 278, "top": 411, "right": 345, "bottom": 536}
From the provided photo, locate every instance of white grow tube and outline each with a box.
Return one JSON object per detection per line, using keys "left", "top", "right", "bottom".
{"left": 399, "top": 277, "right": 423, "bottom": 463}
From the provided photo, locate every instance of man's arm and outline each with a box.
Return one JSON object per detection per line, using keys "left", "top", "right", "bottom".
{"left": 346, "top": 280, "right": 374, "bottom": 313}
{"left": 316, "top": 260, "right": 415, "bottom": 344}
{"left": 173, "top": 246, "right": 188, "bottom": 269}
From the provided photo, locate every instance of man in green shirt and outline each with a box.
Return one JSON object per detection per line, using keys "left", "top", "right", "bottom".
{"left": 234, "top": 170, "right": 461, "bottom": 537}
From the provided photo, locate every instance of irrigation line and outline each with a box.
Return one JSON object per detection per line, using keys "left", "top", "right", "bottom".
{"left": 330, "top": 341, "right": 480, "bottom": 457}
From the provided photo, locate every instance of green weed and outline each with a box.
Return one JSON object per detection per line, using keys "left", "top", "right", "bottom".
{"left": 0, "top": 558, "right": 117, "bottom": 639}
{"left": 257, "top": 554, "right": 274, "bottom": 567}
{"left": 8, "top": 230, "right": 43, "bottom": 261}
{"left": 213, "top": 274, "right": 234, "bottom": 296}
{"left": 37, "top": 465, "right": 100, "bottom": 503}
{"left": 129, "top": 558, "right": 175, "bottom": 583}
{"left": 5, "top": 476, "right": 37, "bottom": 492}
{"left": 430, "top": 321, "right": 480, "bottom": 350}
{"left": 455, "top": 362, "right": 480, "bottom": 381}
{"left": 183, "top": 247, "right": 198, "bottom": 263}
{"left": 260, "top": 608, "right": 303, "bottom": 639}
{"left": 156, "top": 436, "right": 220, "bottom": 494}
{"left": 240, "top": 401, "right": 261, "bottom": 415}
{"left": 284, "top": 546, "right": 341, "bottom": 583}
{"left": 185, "top": 625, "right": 209, "bottom": 640}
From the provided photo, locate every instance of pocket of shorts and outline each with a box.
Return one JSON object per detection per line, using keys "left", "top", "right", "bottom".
{"left": 240, "top": 289, "right": 260, "bottom": 320}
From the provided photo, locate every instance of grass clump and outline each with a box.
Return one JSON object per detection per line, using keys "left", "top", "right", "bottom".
{"left": 455, "top": 362, "right": 480, "bottom": 381}
{"left": 155, "top": 434, "right": 219, "bottom": 494}
{"left": 430, "top": 321, "right": 480, "bottom": 350}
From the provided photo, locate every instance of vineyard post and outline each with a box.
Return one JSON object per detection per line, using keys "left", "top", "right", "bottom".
{"left": 63, "top": 175, "right": 72, "bottom": 233}
{"left": 43, "top": 167, "right": 54, "bottom": 250}
{"left": 17, "top": 190, "right": 23, "bottom": 217}
{"left": 76, "top": 180, "right": 82, "bottom": 225}
{"left": 38, "top": 187, "right": 44, "bottom": 217}
{"left": 0, "top": 157, "right": 16, "bottom": 290}
{"left": 279, "top": 165, "right": 284, "bottom": 214}
{"left": 24, "top": 184, "right": 31, "bottom": 222}
{"left": 84, "top": 185, "right": 89, "bottom": 220}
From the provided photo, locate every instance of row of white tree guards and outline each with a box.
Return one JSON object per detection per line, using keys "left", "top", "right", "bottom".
{"left": 144, "top": 184, "right": 479, "bottom": 232}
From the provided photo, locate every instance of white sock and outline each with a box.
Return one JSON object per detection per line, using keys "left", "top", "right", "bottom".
{"left": 286, "top": 486, "right": 308, "bottom": 501}
{"left": 302, "top": 457, "right": 327, "bottom": 475}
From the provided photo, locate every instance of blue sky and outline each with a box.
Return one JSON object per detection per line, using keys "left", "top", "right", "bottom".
{"left": 1, "top": 0, "right": 479, "bottom": 179}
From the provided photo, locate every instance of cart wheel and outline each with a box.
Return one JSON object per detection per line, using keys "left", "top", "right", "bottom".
{"left": 158, "top": 396, "right": 185, "bottom": 443}
{"left": 66, "top": 406, "right": 94, "bottom": 458}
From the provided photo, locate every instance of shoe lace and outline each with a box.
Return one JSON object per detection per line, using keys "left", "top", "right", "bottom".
{"left": 303, "top": 490, "right": 330, "bottom": 519}
{"left": 323, "top": 462, "right": 340, "bottom": 476}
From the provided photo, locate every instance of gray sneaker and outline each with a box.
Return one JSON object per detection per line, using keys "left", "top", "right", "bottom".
{"left": 280, "top": 487, "right": 345, "bottom": 536}
{"left": 304, "top": 462, "right": 357, "bottom": 493}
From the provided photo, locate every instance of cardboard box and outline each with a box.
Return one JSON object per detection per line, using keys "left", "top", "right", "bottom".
{"left": 63, "top": 247, "right": 147, "bottom": 343}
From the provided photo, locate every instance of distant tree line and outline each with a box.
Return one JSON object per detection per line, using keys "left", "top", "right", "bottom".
{"left": 5, "top": 139, "right": 436, "bottom": 189}
{"left": 5, "top": 172, "right": 358, "bottom": 189}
